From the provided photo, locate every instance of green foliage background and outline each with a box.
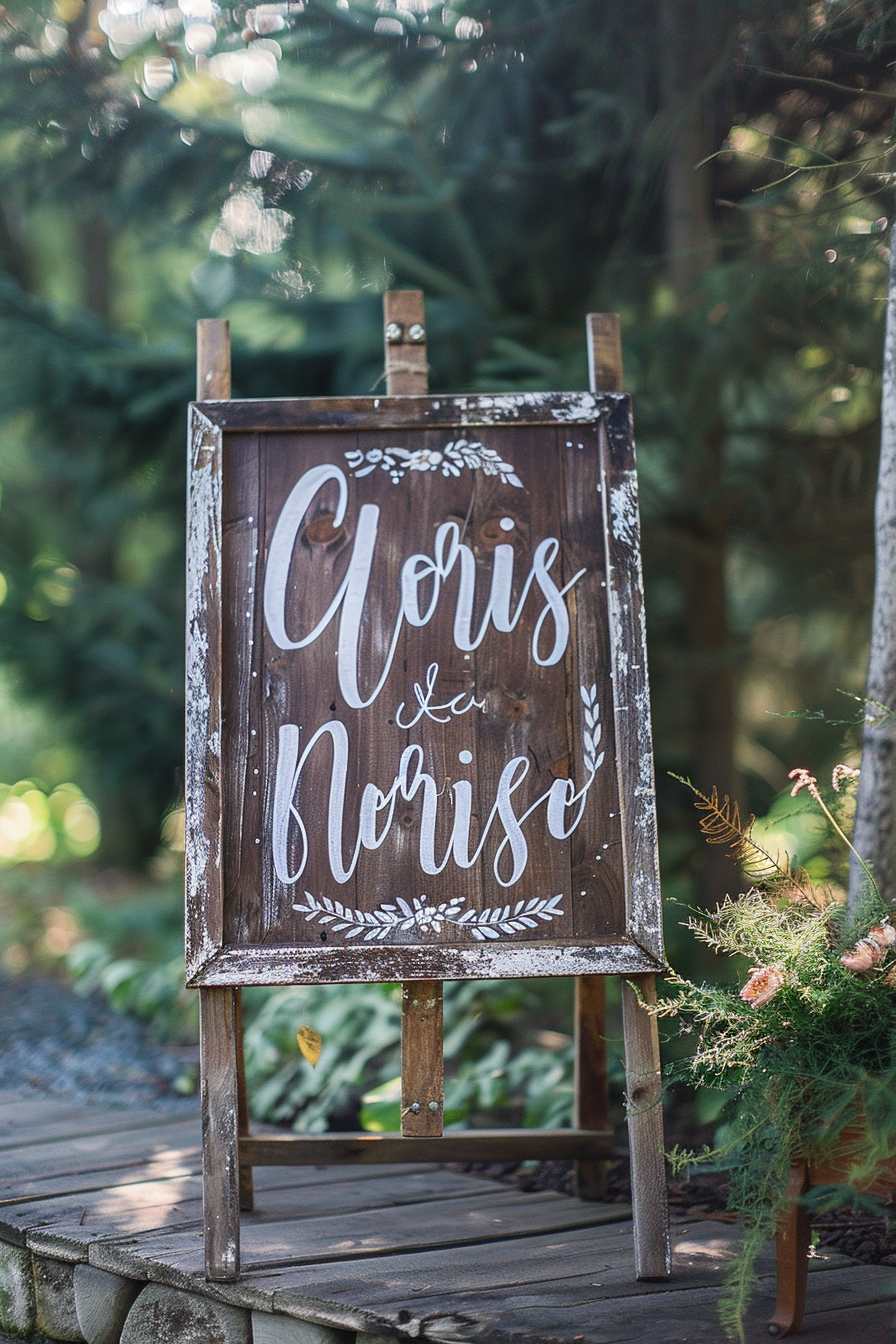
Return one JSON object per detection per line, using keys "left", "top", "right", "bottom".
{"left": 1, "top": 0, "right": 896, "bottom": 1130}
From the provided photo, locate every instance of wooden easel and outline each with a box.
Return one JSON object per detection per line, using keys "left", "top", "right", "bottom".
{"left": 194, "top": 295, "right": 670, "bottom": 1286}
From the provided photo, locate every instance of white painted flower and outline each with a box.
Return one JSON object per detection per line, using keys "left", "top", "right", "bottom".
{"left": 409, "top": 899, "right": 445, "bottom": 930}
{"left": 408, "top": 449, "right": 443, "bottom": 471}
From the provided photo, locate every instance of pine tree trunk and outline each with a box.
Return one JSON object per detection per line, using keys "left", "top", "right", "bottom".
{"left": 850, "top": 227, "right": 896, "bottom": 909}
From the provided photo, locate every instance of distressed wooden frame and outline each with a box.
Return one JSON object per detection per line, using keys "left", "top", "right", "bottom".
{"left": 186, "top": 391, "right": 664, "bottom": 990}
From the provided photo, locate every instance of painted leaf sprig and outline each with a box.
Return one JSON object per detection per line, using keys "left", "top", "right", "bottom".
{"left": 580, "top": 683, "right": 605, "bottom": 776}
{"left": 291, "top": 891, "right": 566, "bottom": 942}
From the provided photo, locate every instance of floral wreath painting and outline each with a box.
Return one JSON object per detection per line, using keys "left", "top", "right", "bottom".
{"left": 292, "top": 891, "right": 565, "bottom": 942}
{"left": 345, "top": 438, "right": 523, "bottom": 488}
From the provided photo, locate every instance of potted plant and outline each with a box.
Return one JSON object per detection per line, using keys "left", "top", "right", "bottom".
{"left": 654, "top": 765, "right": 896, "bottom": 1340}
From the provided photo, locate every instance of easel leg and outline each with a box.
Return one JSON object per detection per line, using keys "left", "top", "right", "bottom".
{"left": 574, "top": 975, "right": 608, "bottom": 1199}
{"left": 200, "top": 986, "right": 241, "bottom": 1281}
{"left": 769, "top": 1161, "right": 810, "bottom": 1338}
{"left": 401, "top": 980, "right": 444, "bottom": 1137}
{"left": 234, "top": 988, "right": 254, "bottom": 1212}
{"left": 621, "top": 974, "right": 670, "bottom": 1279}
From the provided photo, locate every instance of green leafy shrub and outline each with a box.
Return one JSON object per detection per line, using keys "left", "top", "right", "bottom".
{"left": 241, "top": 977, "right": 577, "bottom": 1134}
{"left": 26, "top": 871, "right": 589, "bottom": 1133}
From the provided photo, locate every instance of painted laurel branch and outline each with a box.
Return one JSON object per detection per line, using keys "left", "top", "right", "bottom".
{"left": 580, "top": 682, "right": 605, "bottom": 776}
{"left": 292, "top": 892, "right": 565, "bottom": 942}
{"left": 345, "top": 439, "right": 523, "bottom": 488}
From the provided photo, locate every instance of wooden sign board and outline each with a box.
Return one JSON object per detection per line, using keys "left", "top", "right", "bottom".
{"left": 186, "top": 392, "right": 663, "bottom": 987}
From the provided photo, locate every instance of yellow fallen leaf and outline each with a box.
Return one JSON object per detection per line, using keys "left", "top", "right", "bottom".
{"left": 297, "top": 1026, "right": 322, "bottom": 1068}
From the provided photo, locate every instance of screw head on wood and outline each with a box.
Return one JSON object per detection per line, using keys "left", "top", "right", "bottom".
{"left": 385, "top": 322, "right": 403, "bottom": 343}
{"left": 407, "top": 323, "right": 426, "bottom": 343}
{"left": 428, "top": 1101, "right": 440, "bottom": 1113}
{"left": 410, "top": 1102, "right": 421, "bottom": 1114}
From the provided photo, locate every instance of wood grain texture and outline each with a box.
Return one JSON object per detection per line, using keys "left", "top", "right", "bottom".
{"left": 98, "top": 1187, "right": 623, "bottom": 1276}
{"left": 770, "top": 1160, "right": 811, "bottom": 1338}
{"left": 196, "top": 397, "right": 652, "bottom": 986}
{"left": 620, "top": 975, "right": 670, "bottom": 1280}
{"left": 200, "top": 986, "right": 240, "bottom": 1282}
{"left": 197, "top": 319, "right": 231, "bottom": 400}
{"left": 0, "top": 1170, "right": 493, "bottom": 1260}
{"left": 384, "top": 292, "right": 446, "bottom": 1147}
{"left": 195, "top": 392, "right": 618, "bottom": 433}
{"left": 586, "top": 313, "right": 623, "bottom": 394}
{"left": 401, "top": 981, "right": 443, "bottom": 1137}
{"left": 240, "top": 1129, "right": 612, "bottom": 1166}
{"left": 8, "top": 1095, "right": 892, "bottom": 1344}
{"left": 384, "top": 290, "right": 428, "bottom": 396}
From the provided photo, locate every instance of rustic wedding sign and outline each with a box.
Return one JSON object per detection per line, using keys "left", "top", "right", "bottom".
{"left": 187, "top": 303, "right": 669, "bottom": 1288}
{"left": 186, "top": 392, "right": 662, "bottom": 986}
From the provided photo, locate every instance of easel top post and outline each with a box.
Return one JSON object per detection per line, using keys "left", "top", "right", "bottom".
{"left": 384, "top": 290, "right": 428, "bottom": 396}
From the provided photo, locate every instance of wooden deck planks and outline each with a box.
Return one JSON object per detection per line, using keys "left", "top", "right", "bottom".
{"left": 91, "top": 1187, "right": 631, "bottom": 1279}
{"left": 0, "top": 1168, "right": 493, "bottom": 1260}
{"left": 1, "top": 1097, "right": 895, "bottom": 1343}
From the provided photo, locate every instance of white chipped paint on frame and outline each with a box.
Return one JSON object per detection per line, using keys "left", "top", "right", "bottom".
{"left": 610, "top": 472, "right": 639, "bottom": 549}
{"left": 444, "top": 391, "right": 604, "bottom": 424}
{"left": 599, "top": 425, "right": 664, "bottom": 962}
{"left": 185, "top": 411, "right": 222, "bottom": 968}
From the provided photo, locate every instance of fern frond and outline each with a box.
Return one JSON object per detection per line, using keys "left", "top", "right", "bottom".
{"left": 671, "top": 774, "right": 810, "bottom": 894}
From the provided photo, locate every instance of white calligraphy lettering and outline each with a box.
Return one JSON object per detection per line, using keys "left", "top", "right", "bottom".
{"left": 271, "top": 722, "right": 598, "bottom": 889}
{"left": 262, "top": 465, "right": 585, "bottom": 709}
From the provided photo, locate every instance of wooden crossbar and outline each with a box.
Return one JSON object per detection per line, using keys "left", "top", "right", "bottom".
{"left": 241, "top": 1129, "right": 614, "bottom": 1166}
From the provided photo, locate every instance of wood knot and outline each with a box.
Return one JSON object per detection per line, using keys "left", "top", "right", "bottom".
{"left": 477, "top": 515, "right": 517, "bottom": 549}
{"left": 305, "top": 512, "right": 345, "bottom": 546}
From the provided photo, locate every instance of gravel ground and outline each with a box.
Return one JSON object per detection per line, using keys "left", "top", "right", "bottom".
{"left": 0, "top": 974, "right": 197, "bottom": 1110}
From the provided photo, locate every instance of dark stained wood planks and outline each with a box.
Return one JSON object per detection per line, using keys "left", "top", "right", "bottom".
{"left": 188, "top": 394, "right": 658, "bottom": 986}
{"left": 93, "top": 1187, "right": 629, "bottom": 1276}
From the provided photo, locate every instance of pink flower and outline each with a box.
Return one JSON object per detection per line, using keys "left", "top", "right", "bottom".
{"left": 832, "top": 764, "right": 860, "bottom": 792}
{"left": 740, "top": 965, "right": 785, "bottom": 1008}
{"left": 869, "top": 923, "right": 896, "bottom": 950}
{"left": 789, "top": 768, "right": 821, "bottom": 801}
{"left": 841, "top": 922, "right": 896, "bottom": 973}
{"left": 842, "top": 943, "right": 876, "bottom": 973}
